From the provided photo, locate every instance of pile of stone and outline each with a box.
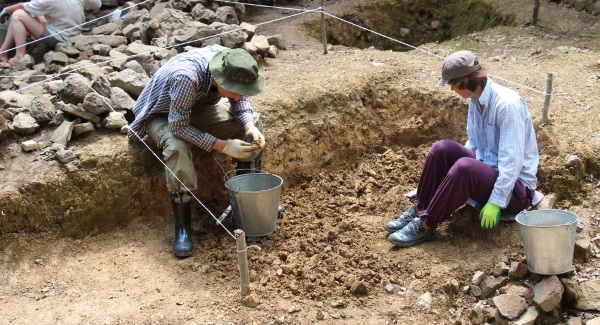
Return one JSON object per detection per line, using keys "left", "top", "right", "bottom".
{"left": 0, "top": 0, "right": 286, "bottom": 167}
{"left": 447, "top": 223, "right": 599, "bottom": 325}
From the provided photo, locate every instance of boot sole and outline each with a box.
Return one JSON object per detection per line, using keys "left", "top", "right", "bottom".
{"left": 173, "top": 248, "right": 194, "bottom": 257}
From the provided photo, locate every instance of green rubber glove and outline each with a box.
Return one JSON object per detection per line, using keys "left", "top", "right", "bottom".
{"left": 480, "top": 202, "right": 501, "bottom": 229}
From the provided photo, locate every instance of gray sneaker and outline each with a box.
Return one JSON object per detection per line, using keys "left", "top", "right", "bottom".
{"left": 388, "top": 217, "right": 436, "bottom": 247}
{"left": 384, "top": 206, "right": 418, "bottom": 233}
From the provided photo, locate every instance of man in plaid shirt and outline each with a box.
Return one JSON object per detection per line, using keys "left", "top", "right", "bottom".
{"left": 128, "top": 45, "right": 265, "bottom": 257}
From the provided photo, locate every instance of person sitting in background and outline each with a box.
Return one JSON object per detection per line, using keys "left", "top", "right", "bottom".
{"left": 383, "top": 50, "right": 539, "bottom": 247}
{"left": 0, "top": 0, "right": 101, "bottom": 68}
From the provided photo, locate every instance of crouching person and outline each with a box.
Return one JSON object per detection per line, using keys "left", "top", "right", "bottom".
{"left": 128, "top": 45, "right": 266, "bottom": 257}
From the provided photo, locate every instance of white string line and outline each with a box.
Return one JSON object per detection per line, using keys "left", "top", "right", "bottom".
{"left": 323, "top": 12, "right": 548, "bottom": 96}
{"left": 72, "top": 73, "right": 241, "bottom": 241}
{"left": 488, "top": 74, "right": 547, "bottom": 95}
{"left": 216, "top": 0, "right": 308, "bottom": 12}
{"left": 0, "top": 0, "right": 153, "bottom": 58}
{"left": 0, "top": 7, "right": 321, "bottom": 100}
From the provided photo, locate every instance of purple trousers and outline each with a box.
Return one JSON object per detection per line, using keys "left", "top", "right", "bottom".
{"left": 410, "top": 140, "right": 532, "bottom": 229}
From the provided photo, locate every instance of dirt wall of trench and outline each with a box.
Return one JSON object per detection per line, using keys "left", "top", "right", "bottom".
{"left": 0, "top": 60, "right": 595, "bottom": 239}
{"left": 307, "top": 0, "right": 515, "bottom": 51}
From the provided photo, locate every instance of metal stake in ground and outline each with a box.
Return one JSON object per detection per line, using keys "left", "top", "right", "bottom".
{"left": 235, "top": 229, "right": 250, "bottom": 296}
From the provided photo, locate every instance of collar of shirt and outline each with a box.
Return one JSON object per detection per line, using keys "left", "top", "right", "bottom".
{"left": 478, "top": 77, "right": 493, "bottom": 110}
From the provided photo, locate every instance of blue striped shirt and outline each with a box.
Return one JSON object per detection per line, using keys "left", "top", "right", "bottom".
{"left": 128, "top": 45, "right": 255, "bottom": 152}
{"left": 465, "top": 77, "right": 539, "bottom": 208}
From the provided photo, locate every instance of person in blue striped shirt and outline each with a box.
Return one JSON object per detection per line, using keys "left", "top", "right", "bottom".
{"left": 128, "top": 45, "right": 265, "bottom": 257}
{"left": 384, "top": 50, "right": 539, "bottom": 247}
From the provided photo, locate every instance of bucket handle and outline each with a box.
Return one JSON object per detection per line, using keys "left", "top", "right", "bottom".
{"left": 223, "top": 169, "right": 272, "bottom": 183}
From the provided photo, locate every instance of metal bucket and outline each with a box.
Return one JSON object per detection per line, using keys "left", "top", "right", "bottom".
{"left": 224, "top": 172, "right": 283, "bottom": 237}
{"left": 516, "top": 209, "right": 578, "bottom": 275}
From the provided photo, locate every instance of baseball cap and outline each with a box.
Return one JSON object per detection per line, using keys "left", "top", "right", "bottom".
{"left": 437, "top": 50, "right": 481, "bottom": 88}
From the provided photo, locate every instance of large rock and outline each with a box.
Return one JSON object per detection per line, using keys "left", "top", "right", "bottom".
{"left": 140, "top": 9, "right": 191, "bottom": 45}
{"left": 70, "top": 35, "right": 128, "bottom": 51}
{"left": 534, "top": 275, "right": 564, "bottom": 312}
{"left": 58, "top": 73, "right": 92, "bottom": 105}
{"left": 108, "top": 68, "right": 149, "bottom": 98}
{"left": 12, "top": 112, "right": 39, "bottom": 135}
{"left": 575, "top": 280, "right": 600, "bottom": 311}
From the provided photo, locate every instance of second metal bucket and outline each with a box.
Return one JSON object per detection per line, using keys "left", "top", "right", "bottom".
{"left": 224, "top": 172, "right": 283, "bottom": 237}
{"left": 516, "top": 209, "right": 578, "bottom": 275}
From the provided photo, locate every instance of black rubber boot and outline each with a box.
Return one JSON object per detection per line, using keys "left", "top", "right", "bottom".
{"left": 171, "top": 193, "right": 194, "bottom": 258}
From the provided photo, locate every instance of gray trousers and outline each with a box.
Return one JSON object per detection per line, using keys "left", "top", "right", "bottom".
{"left": 147, "top": 99, "right": 264, "bottom": 193}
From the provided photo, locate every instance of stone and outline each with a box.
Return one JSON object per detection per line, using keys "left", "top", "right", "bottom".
{"left": 512, "top": 306, "right": 539, "bottom": 325}
{"left": 0, "top": 114, "right": 13, "bottom": 141}
{"left": 50, "top": 120, "right": 75, "bottom": 146}
{"left": 56, "top": 149, "right": 76, "bottom": 164}
{"left": 55, "top": 102, "right": 100, "bottom": 123}
{"left": 508, "top": 261, "right": 529, "bottom": 280}
{"left": 574, "top": 231, "right": 591, "bottom": 262}
{"left": 12, "top": 113, "right": 39, "bottom": 135}
{"left": 533, "top": 275, "right": 564, "bottom": 312}
{"left": 493, "top": 262, "right": 510, "bottom": 276}
{"left": 267, "top": 34, "right": 286, "bottom": 50}
{"left": 241, "top": 293, "right": 260, "bottom": 308}
{"left": 493, "top": 294, "right": 527, "bottom": 320}
{"left": 537, "top": 193, "right": 556, "bottom": 209}
{"left": 58, "top": 73, "right": 92, "bottom": 105}
{"left": 575, "top": 280, "right": 600, "bottom": 311}
{"left": 108, "top": 68, "right": 149, "bottom": 97}
{"left": 480, "top": 276, "right": 508, "bottom": 298}
{"left": 469, "top": 306, "right": 485, "bottom": 325}
{"left": 350, "top": 280, "right": 369, "bottom": 295}
{"left": 415, "top": 292, "right": 432, "bottom": 311}
{"left": 587, "top": 317, "right": 600, "bottom": 325}
{"left": 470, "top": 284, "right": 482, "bottom": 297}
{"left": 110, "top": 87, "right": 135, "bottom": 111}
{"left": 103, "top": 111, "right": 128, "bottom": 129}
{"left": 83, "top": 92, "right": 112, "bottom": 115}
{"left": 21, "top": 140, "right": 39, "bottom": 152}
{"left": 216, "top": 6, "right": 238, "bottom": 24}
{"left": 504, "top": 284, "right": 534, "bottom": 304}
{"left": 72, "top": 122, "right": 95, "bottom": 136}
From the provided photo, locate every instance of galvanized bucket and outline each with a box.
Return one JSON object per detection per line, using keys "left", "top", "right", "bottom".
{"left": 224, "top": 171, "right": 283, "bottom": 237}
{"left": 516, "top": 209, "right": 578, "bottom": 275}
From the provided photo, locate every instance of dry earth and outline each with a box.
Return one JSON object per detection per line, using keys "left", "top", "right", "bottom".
{"left": 1, "top": 0, "right": 599, "bottom": 324}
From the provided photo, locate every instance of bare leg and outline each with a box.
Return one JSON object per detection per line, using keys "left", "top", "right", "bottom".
{"left": 0, "top": 9, "right": 44, "bottom": 64}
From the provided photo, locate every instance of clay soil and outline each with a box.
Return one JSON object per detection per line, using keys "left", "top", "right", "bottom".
{"left": 1, "top": 0, "right": 600, "bottom": 324}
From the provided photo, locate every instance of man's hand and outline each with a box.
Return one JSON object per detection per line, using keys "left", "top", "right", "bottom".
{"left": 244, "top": 126, "right": 265, "bottom": 149}
{"left": 222, "top": 139, "right": 258, "bottom": 158}
{"left": 479, "top": 202, "right": 501, "bottom": 229}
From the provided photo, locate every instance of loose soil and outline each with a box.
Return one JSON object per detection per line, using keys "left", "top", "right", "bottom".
{"left": 1, "top": 0, "right": 599, "bottom": 324}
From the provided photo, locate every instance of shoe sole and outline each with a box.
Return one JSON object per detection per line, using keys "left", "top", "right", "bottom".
{"left": 173, "top": 248, "right": 194, "bottom": 257}
{"left": 388, "top": 234, "right": 437, "bottom": 248}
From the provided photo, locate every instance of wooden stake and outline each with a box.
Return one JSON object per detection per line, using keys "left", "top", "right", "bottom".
{"left": 321, "top": 0, "right": 328, "bottom": 54}
{"left": 541, "top": 73, "right": 553, "bottom": 125}
{"left": 235, "top": 229, "right": 250, "bottom": 296}
{"left": 532, "top": 0, "right": 540, "bottom": 26}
